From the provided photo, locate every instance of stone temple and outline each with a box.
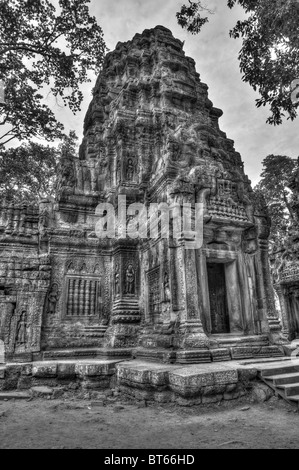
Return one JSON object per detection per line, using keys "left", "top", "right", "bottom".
{"left": 0, "top": 26, "right": 287, "bottom": 366}
{"left": 271, "top": 161, "right": 299, "bottom": 342}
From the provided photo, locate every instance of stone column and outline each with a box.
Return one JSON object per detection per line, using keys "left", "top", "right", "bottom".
{"left": 257, "top": 238, "right": 287, "bottom": 344}
{"left": 176, "top": 235, "right": 210, "bottom": 351}
{"left": 0, "top": 295, "right": 17, "bottom": 360}
{"left": 197, "top": 250, "right": 211, "bottom": 334}
{"left": 274, "top": 284, "right": 291, "bottom": 338}
{"left": 104, "top": 240, "right": 141, "bottom": 349}
{"left": 225, "top": 261, "right": 243, "bottom": 334}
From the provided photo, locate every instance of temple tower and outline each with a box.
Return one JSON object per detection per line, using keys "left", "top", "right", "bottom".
{"left": 0, "top": 26, "right": 286, "bottom": 363}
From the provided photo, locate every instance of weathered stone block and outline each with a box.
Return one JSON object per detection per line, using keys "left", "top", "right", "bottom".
{"left": 21, "top": 364, "right": 33, "bottom": 376}
{"left": 251, "top": 383, "right": 275, "bottom": 403}
{"left": 176, "top": 350, "right": 211, "bottom": 364}
{"left": 119, "top": 385, "right": 154, "bottom": 402}
{"left": 57, "top": 363, "right": 76, "bottom": 379}
{"left": 0, "top": 367, "right": 5, "bottom": 379}
{"left": 31, "top": 386, "right": 53, "bottom": 398}
{"left": 176, "top": 396, "right": 202, "bottom": 406}
{"left": 213, "top": 369, "right": 238, "bottom": 385}
{"left": 202, "top": 384, "right": 227, "bottom": 397}
{"left": 4, "top": 365, "right": 21, "bottom": 390}
{"left": 230, "top": 347, "right": 254, "bottom": 360}
{"left": 75, "top": 362, "right": 114, "bottom": 378}
{"left": 32, "top": 363, "right": 57, "bottom": 378}
{"left": 211, "top": 349, "right": 231, "bottom": 362}
{"left": 18, "top": 376, "right": 32, "bottom": 390}
{"left": 226, "top": 383, "right": 237, "bottom": 393}
{"left": 149, "top": 370, "right": 170, "bottom": 387}
{"left": 154, "top": 392, "right": 173, "bottom": 403}
{"left": 52, "top": 388, "right": 65, "bottom": 399}
{"left": 117, "top": 365, "right": 151, "bottom": 384}
{"left": 238, "top": 367, "right": 258, "bottom": 383}
{"left": 201, "top": 394, "right": 223, "bottom": 404}
{"left": 169, "top": 370, "right": 215, "bottom": 390}
{"left": 81, "top": 377, "right": 111, "bottom": 390}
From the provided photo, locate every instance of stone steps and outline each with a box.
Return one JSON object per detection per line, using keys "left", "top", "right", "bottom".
{"left": 260, "top": 363, "right": 299, "bottom": 378}
{"left": 277, "top": 383, "right": 299, "bottom": 397}
{"left": 258, "top": 360, "right": 299, "bottom": 407}
{"left": 266, "top": 372, "right": 299, "bottom": 386}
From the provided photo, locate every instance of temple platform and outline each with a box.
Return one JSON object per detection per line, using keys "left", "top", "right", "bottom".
{"left": 1, "top": 356, "right": 298, "bottom": 406}
{"left": 134, "top": 334, "right": 284, "bottom": 364}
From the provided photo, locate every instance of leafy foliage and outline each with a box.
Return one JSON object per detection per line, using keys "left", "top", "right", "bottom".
{"left": 0, "top": 0, "right": 106, "bottom": 146}
{"left": 177, "top": 0, "right": 299, "bottom": 125}
{"left": 176, "top": 1, "right": 210, "bottom": 34}
{"left": 0, "top": 131, "right": 78, "bottom": 203}
{"left": 255, "top": 154, "right": 297, "bottom": 244}
{"left": 0, "top": 142, "right": 59, "bottom": 202}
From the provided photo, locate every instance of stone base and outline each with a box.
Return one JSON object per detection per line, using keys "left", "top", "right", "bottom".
{"left": 134, "top": 334, "right": 285, "bottom": 364}
{"left": 104, "top": 324, "right": 140, "bottom": 348}
{"left": 0, "top": 359, "right": 123, "bottom": 392}
{"left": 211, "top": 349, "right": 232, "bottom": 362}
{"left": 6, "top": 353, "right": 33, "bottom": 364}
{"left": 176, "top": 350, "right": 211, "bottom": 364}
{"left": 0, "top": 356, "right": 295, "bottom": 406}
{"left": 175, "top": 329, "right": 210, "bottom": 350}
{"left": 116, "top": 360, "right": 253, "bottom": 403}
{"left": 230, "top": 345, "right": 283, "bottom": 360}
{"left": 133, "top": 348, "right": 176, "bottom": 364}
{"left": 268, "top": 319, "right": 289, "bottom": 345}
{"left": 42, "top": 347, "right": 132, "bottom": 361}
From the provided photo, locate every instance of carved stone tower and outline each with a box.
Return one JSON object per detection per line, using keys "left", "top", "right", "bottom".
{"left": 0, "top": 26, "right": 286, "bottom": 363}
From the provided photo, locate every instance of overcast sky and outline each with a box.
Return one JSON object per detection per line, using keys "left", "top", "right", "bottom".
{"left": 52, "top": 0, "right": 299, "bottom": 186}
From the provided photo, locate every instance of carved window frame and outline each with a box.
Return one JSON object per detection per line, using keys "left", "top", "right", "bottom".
{"left": 64, "top": 275, "right": 100, "bottom": 319}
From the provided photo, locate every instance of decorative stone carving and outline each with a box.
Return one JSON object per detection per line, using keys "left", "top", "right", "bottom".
{"left": 163, "top": 272, "right": 171, "bottom": 303}
{"left": 0, "top": 25, "right": 285, "bottom": 363}
{"left": 16, "top": 310, "right": 27, "bottom": 347}
{"left": 115, "top": 264, "right": 120, "bottom": 297}
{"left": 125, "top": 264, "right": 135, "bottom": 295}
{"left": 45, "top": 283, "right": 59, "bottom": 315}
{"left": 126, "top": 158, "right": 135, "bottom": 181}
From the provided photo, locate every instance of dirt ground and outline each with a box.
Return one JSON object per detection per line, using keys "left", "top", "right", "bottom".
{"left": 0, "top": 394, "right": 299, "bottom": 449}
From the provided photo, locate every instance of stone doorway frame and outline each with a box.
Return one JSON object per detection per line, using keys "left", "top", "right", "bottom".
{"left": 199, "top": 249, "right": 247, "bottom": 336}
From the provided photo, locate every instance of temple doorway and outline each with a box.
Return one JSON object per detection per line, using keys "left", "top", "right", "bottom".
{"left": 207, "top": 263, "right": 230, "bottom": 334}
{"left": 288, "top": 293, "right": 299, "bottom": 339}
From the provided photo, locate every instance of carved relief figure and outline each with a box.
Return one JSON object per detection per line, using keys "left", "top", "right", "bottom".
{"left": 125, "top": 264, "right": 135, "bottom": 295}
{"left": 46, "top": 283, "right": 59, "bottom": 315}
{"left": 126, "top": 158, "right": 134, "bottom": 181}
{"left": 16, "top": 311, "right": 27, "bottom": 346}
{"left": 163, "top": 272, "right": 171, "bottom": 302}
{"left": 116, "top": 160, "right": 121, "bottom": 184}
{"left": 115, "top": 264, "right": 120, "bottom": 296}
{"left": 39, "top": 206, "right": 49, "bottom": 233}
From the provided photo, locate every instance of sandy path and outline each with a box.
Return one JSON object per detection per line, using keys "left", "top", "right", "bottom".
{"left": 0, "top": 396, "right": 298, "bottom": 449}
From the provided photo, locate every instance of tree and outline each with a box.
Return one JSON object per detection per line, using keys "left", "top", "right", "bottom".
{"left": 0, "top": 142, "right": 59, "bottom": 202}
{"left": 177, "top": 0, "right": 299, "bottom": 125}
{"left": 0, "top": 131, "right": 78, "bottom": 203}
{"left": 0, "top": 0, "right": 106, "bottom": 146}
{"left": 255, "top": 154, "right": 297, "bottom": 245}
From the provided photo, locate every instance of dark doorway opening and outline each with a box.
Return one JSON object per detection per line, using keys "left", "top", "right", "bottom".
{"left": 288, "top": 294, "right": 299, "bottom": 340}
{"left": 207, "top": 263, "right": 230, "bottom": 334}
